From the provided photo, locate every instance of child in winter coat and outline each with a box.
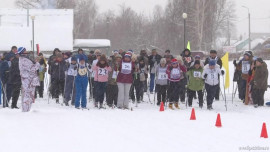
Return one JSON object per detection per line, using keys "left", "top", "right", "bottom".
{"left": 133, "top": 58, "right": 148, "bottom": 103}
{"left": 202, "top": 60, "right": 224, "bottom": 110}
{"left": 155, "top": 58, "right": 168, "bottom": 106}
{"left": 92, "top": 55, "right": 112, "bottom": 108}
{"left": 75, "top": 55, "right": 89, "bottom": 109}
{"left": 106, "top": 54, "right": 122, "bottom": 108}
{"left": 166, "top": 58, "right": 187, "bottom": 109}
{"left": 64, "top": 56, "right": 77, "bottom": 106}
{"left": 187, "top": 60, "right": 204, "bottom": 108}
{"left": 116, "top": 53, "right": 136, "bottom": 109}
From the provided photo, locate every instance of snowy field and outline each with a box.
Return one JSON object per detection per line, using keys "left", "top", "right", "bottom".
{"left": 0, "top": 61, "right": 270, "bottom": 152}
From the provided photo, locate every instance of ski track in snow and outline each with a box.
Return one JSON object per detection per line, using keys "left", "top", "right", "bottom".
{"left": 0, "top": 61, "right": 269, "bottom": 152}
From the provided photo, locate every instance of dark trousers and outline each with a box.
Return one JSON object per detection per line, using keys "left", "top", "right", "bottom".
{"left": 178, "top": 80, "right": 186, "bottom": 102}
{"left": 150, "top": 73, "right": 155, "bottom": 92}
{"left": 168, "top": 81, "right": 180, "bottom": 103}
{"left": 6, "top": 83, "right": 13, "bottom": 103}
{"left": 36, "top": 81, "right": 44, "bottom": 98}
{"left": 64, "top": 76, "right": 76, "bottom": 104}
{"left": 95, "top": 82, "right": 107, "bottom": 104}
{"left": 129, "top": 82, "right": 135, "bottom": 101}
{"left": 215, "top": 83, "right": 220, "bottom": 100}
{"left": 240, "top": 80, "right": 247, "bottom": 101}
{"left": 134, "top": 81, "right": 144, "bottom": 101}
{"left": 2, "top": 83, "right": 13, "bottom": 107}
{"left": 11, "top": 83, "right": 21, "bottom": 108}
{"left": 156, "top": 84, "right": 167, "bottom": 104}
{"left": 89, "top": 77, "right": 94, "bottom": 99}
{"left": 205, "top": 84, "right": 218, "bottom": 106}
{"left": 106, "top": 84, "right": 118, "bottom": 106}
{"left": 187, "top": 89, "right": 203, "bottom": 106}
{"left": 252, "top": 89, "right": 265, "bottom": 106}
{"left": 237, "top": 79, "right": 244, "bottom": 100}
{"left": 51, "top": 79, "right": 65, "bottom": 99}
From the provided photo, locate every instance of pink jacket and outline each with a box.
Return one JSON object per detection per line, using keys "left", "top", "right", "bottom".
{"left": 92, "top": 65, "right": 112, "bottom": 82}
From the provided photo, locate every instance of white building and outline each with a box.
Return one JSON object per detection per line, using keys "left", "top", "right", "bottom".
{"left": 0, "top": 9, "right": 73, "bottom": 52}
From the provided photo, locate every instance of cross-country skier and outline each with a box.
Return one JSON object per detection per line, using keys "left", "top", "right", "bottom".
{"left": 186, "top": 60, "right": 204, "bottom": 108}
{"left": 202, "top": 60, "right": 224, "bottom": 110}
{"left": 155, "top": 58, "right": 168, "bottom": 106}
{"left": 64, "top": 56, "right": 77, "bottom": 106}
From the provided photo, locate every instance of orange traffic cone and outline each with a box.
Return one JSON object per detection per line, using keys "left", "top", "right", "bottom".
{"left": 215, "top": 113, "right": 222, "bottom": 127}
{"left": 190, "top": 108, "right": 196, "bottom": 120}
{"left": 260, "top": 122, "right": 268, "bottom": 138}
{"left": 160, "top": 102, "right": 164, "bottom": 112}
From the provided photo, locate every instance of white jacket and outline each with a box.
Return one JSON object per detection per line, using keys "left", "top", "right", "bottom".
{"left": 202, "top": 64, "right": 221, "bottom": 86}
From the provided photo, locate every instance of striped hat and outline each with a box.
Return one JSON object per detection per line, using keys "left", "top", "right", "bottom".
{"left": 124, "top": 53, "right": 132, "bottom": 58}
{"left": 18, "top": 47, "right": 26, "bottom": 54}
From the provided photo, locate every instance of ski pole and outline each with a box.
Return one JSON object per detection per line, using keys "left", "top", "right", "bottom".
{"left": 222, "top": 74, "right": 227, "bottom": 111}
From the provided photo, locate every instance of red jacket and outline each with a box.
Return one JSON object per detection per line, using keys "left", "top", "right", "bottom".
{"left": 166, "top": 63, "right": 187, "bottom": 82}
{"left": 116, "top": 60, "right": 135, "bottom": 84}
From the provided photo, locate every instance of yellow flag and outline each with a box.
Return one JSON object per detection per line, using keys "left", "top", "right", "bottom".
{"left": 187, "top": 41, "right": 191, "bottom": 50}
{"left": 221, "top": 52, "right": 230, "bottom": 89}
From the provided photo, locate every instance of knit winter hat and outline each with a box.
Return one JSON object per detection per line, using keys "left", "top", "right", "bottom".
{"left": 71, "top": 56, "right": 77, "bottom": 62}
{"left": 194, "top": 60, "right": 200, "bottom": 65}
{"left": 113, "top": 50, "right": 119, "bottom": 54}
{"left": 78, "top": 55, "right": 85, "bottom": 62}
{"left": 210, "top": 50, "right": 217, "bottom": 54}
{"left": 209, "top": 60, "right": 216, "bottom": 66}
{"left": 171, "top": 58, "right": 178, "bottom": 64}
{"left": 244, "top": 51, "right": 251, "bottom": 57}
{"left": 115, "top": 54, "right": 122, "bottom": 59}
{"left": 195, "top": 55, "right": 201, "bottom": 59}
{"left": 18, "top": 47, "right": 26, "bottom": 54}
{"left": 256, "top": 58, "right": 264, "bottom": 63}
{"left": 128, "top": 49, "right": 134, "bottom": 54}
{"left": 124, "top": 53, "right": 132, "bottom": 58}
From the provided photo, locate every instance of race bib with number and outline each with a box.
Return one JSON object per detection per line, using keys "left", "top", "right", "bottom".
{"left": 171, "top": 68, "right": 181, "bottom": 79}
{"left": 98, "top": 68, "right": 107, "bottom": 76}
{"left": 208, "top": 72, "right": 218, "bottom": 81}
{"left": 242, "top": 61, "right": 250, "bottom": 74}
{"left": 112, "top": 71, "right": 118, "bottom": 79}
{"left": 67, "top": 69, "right": 77, "bottom": 76}
{"left": 193, "top": 71, "right": 201, "bottom": 78}
{"left": 121, "top": 62, "right": 132, "bottom": 74}
{"left": 158, "top": 72, "right": 168, "bottom": 80}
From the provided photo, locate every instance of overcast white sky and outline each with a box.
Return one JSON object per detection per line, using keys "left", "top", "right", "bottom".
{"left": 1, "top": 0, "right": 270, "bottom": 38}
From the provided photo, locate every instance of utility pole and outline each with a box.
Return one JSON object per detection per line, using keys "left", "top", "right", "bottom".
{"left": 242, "top": 6, "right": 251, "bottom": 51}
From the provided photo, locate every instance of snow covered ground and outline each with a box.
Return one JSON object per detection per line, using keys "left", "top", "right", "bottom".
{"left": 0, "top": 61, "right": 269, "bottom": 152}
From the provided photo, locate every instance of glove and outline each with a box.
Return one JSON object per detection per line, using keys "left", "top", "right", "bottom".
{"left": 233, "top": 60, "right": 237, "bottom": 66}
{"left": 204, "top": 74, "right": 208, "bottom": 79}
{"left": 74, "top": 66, "right": 77, "bottom": 70}
{"left": 169, "top": 66, "right": 173, "bottom": 71}
{"left": 221, "top": 70, "right": 225, "bottom": 75}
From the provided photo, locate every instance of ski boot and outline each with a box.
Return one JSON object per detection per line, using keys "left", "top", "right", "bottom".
{"left": 174, "top": 102, "right": 180, "bottom": 109}
{"left": 207, "top": 105, "right": 213, "bottom": 110}
{"left": 169, "top": 103, "right": 174, "bottom": 110}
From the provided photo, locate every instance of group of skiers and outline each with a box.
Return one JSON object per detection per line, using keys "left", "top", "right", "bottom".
{"left": 233, "top": 51, "right": 269, "bottom": 107}
{"left": 0, "top": 46, "right": 268, "bottom": 112}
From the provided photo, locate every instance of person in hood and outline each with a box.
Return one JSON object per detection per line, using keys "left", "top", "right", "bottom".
{"left": 251, "top": 58, "right": 268, "bottom": 107}
{"left": 18, "top": 47, "right": 40, "bottom": 112}
{"left": 202, "top": 60, "right": 224, "bottom": 110}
